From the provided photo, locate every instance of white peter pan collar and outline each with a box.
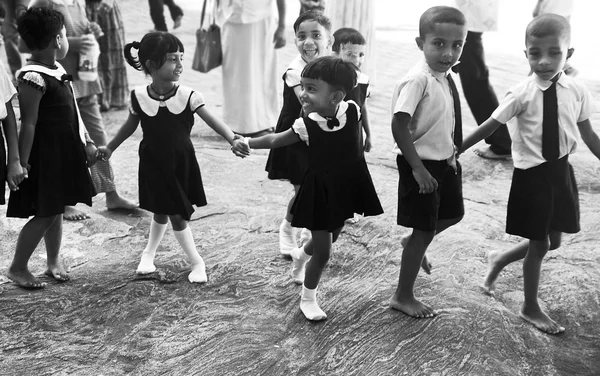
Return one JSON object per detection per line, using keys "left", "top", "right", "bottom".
{"left": 134, "top": 85, "right": 193, "bottom": 117}
{"left": 307, "top": 100, "right": 350, "bottom": 123}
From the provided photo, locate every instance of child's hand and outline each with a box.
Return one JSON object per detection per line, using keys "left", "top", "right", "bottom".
{"left": 412, "top": 166, "right": 438, "bottom": 194}
{"left": 84, "top": 143, "right": 98, "bottom": 166}
{"left": 363, "top": 136, "right": 372, "bottom": 153}
{"left": 6, "top": 161, "right": 27, "bottom": 191}
{"left": 96, "top": 146, "right": 113, "bottom": 161}
{"left": 231, "top": 139, "right": 250, "bottom": 158}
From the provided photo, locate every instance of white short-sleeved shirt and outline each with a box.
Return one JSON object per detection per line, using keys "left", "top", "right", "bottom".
{"left": 492, "top": 73, "right": 594, "bottom": 170}
{"left": 454, "top": 0, "right": 499, "bottom": 32}
{"left": 284, "top": 55, "right": 306, "bottom": 88}
{"left": 292, "top": 100, "right": 361, "bottom": 145}
{"left": 391, "top": 60, "right": 457, "bottom": 161}
{"left": 0, "top": 66, "right": 16, "bottom": 120}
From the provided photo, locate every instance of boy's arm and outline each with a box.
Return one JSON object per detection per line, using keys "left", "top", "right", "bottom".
{"left": 459, "top": 117, "right": 503, "bottom": 154}
{"left": 391, "top": 112, "right": 438, "bottom": 194}
{"left": 577, "top": 119, "right": 600, "bottom": 160}
{"left": 248, "top": 128, "right": 300, "bottom": 149}
{"left": 361, "top": 104, "right": 372, "bottom": 152}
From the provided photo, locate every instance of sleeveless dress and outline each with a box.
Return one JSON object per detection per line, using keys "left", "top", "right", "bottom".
{"left": 130, "top": 85, "right": 206, "bottom": 221}
{"left": 7, "top": 64, "right": 94, "bottom": 218}
{"left": 290, "top": 101, "right": 383, "bottom": 231}
{"left": 265, "top": 55, "right": 309, "bottom": 185}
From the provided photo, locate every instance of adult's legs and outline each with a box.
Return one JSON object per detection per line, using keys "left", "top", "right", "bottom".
{"left": 458, "top": 31, "right": 511, "bottom": 157}
{"left": 148, "top": 0, "right": 168, "bottom": 31}
{"left": 163, "top": 0, "right": 183, "bottom": 28}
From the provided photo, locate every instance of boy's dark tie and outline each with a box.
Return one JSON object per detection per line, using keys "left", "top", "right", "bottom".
{"left": 542, "top": 82, "right": 559, "bottom": 161}
{"left": 447, "top": 74, "right": 462, "bottom": 148}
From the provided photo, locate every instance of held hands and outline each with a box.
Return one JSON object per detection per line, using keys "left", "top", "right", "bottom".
{"left": 96, "top": 146, "right": 113, "bottom": 162}
{"left": 6, "top": 161, "right": 28, "bottom": 191}
{"left": 412, "top": 166, "right": 438, "bottom": 194}
{"left": 231, "top": 138, "right": 250, "bottom": 158}
{"left": 84, "top": 143, "right": 98, "bottom": 166}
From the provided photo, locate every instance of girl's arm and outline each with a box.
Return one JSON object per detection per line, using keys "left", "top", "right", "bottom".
{"left": 392, "top": 112, "right": 437, "bottom": 194}
{"left": 195, "top": 106, "right": 250, "bottom": 158}
{"left": 2, "top": 102, "right": 26, "bottom": 190}
{"left": 459, "top": 117, "right": 503, "bottom": 154}
{"left": 248, "top": 128, "right": 300, "bottom": 149}
{"left": 361, "top": 104, "right": 372, "bottom": 152}
{"left": 577, "top": 119, "right": 600, "bottom": 160}
{"left": 17, "top": 83, "right": 43, "bottom": 173}
{"left": 96, "top": 113, "right": 140, "bottom": 160}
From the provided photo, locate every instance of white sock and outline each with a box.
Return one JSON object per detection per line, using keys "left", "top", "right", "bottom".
{"left": 137, "top": 219, "right": 168, "bottom": 274}
{"left": 279, "top": 219, "right": 296, "bottom": 255}
{"left": 299, "top": 228, "right": 312, "bottom": 246}
{"left": 173, "top": 227, "right": 207, "bottom": 283}
{"left": 300, "top": 285, "right": 327, "bottom": 321}
{"left": 290, "top": 246, "right": 311, "bottom": 284}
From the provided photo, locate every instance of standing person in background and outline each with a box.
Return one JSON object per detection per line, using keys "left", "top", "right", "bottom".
{"left": 454, "top": 0, "right": 512, "bottom": 160}
{"left": 148, "top": 0, "right": 183, "bottom": 32}
{"left": 86, "top": 0, "right": 129, "bottom": 110}
{"left": 298, "top": 0, "right": 324, "bottom": 15}
{"left": 219, "top": 0, "right": 286, "bottom": 137}
{"left": 29, "top": 0, "right": 136, "bottom": 220}
{"left": 0, "top": 0, "right": 28, "bottom": 77}
{"left": 323, "top": 0, "right": 375, "bottom": 82}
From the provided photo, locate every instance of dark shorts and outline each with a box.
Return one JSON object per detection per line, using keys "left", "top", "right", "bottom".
{"left": 506, "top": 156, "right": 580, "bottom": 240}
{"left": 396, "top": 155, "right": 464, "bottom": 231}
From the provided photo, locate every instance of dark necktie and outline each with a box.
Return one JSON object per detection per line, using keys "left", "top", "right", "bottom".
{"left": 542, "top": 82, "right": 559, "bottom": 161}
{"left": 447, "top": 74, "right": 462, "bottom": 148}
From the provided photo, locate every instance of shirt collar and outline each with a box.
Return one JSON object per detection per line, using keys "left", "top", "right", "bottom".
{"left": 307, "top": 101, "right": 349, "bottom": 122}
{"left": 532, "top": 71, "right": 570, "bottom": 91}
{"left": 420, "top": 59, "right": 450, "bottom": 82}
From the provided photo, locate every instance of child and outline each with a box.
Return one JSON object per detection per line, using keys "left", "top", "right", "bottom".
{"left": 264, "top": 11, "right": 334, "bottom": 256}
{"left": 332, "top": 27, "right": 372, "bottom": 154}
{"left": 248, "top": 56, "right": 384, "bottom": 321}
{"left": 0, "top": 60, "right": 25, "bottom": 200}
{"left": 459, "top": 14, "right": 600, "bottom": 334}
{"left": 7, "top": 7, "right": 96, "bottom": 288}
{"left": 96, "top": 32, "right": 249, "bottom": 283}
{"left": 390, "top": 6, "right": 467, "bottom": 318}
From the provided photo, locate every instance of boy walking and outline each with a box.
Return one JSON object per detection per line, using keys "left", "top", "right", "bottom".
{"left": 460, "top": 14, "right": 600, "bottom": 334}
{"left": 390, "top": 6, "right": 467, "bottom": 318}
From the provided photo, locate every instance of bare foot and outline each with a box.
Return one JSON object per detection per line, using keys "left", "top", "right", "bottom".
{"left": 45, "top": 261, "right": 70, "bottom": 282}
{"left": 7, "top": 268, "right": 47, "bottom": 289}
{"left": 390, "top": 295, "right": 436, "bottom": 318}
{"left": 520, "top": 307, "right": 565, "bottom": 335}
{"left": 64, "top": 206, "right": 90, "bottom": 221}
{"left": 173, "top": 15, "right": 183, "bottom": 29}
{"left": 421, "top": 255, "right": 432, "bottom": 275}
{"left": 481, "top": 250, "right": 502, "bottom": 296}
{"left": 106, "top": 191, "right": 138, "bottom": 210}
{"left": 474, "top": 146, "right": 512, "bottom": 161}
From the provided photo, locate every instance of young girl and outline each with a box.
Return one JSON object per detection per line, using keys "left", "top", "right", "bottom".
{"left": 248, "top": 56, "right": 384, "bottom": 321}
{"left": 264, "top": 10, "right": 334, "bottom": 256}
{"left": 96, "top": 32, "right": 249, "bottom": 283}
{"left": 7, "top": 7, "right": 96, "bottom": 288}
{"left": 0, "top": 61, "right": 25, "bottom": 201}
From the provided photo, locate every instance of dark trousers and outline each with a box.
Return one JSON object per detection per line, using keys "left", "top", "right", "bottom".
{"left": 148, "top": 0, "right": 183, "bottom": 31}
{"left": 458, "top": 31, "right": 511, "bottom": 155}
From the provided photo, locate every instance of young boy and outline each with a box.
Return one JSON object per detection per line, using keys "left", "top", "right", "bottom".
{"left": 390, "top": 6, "right": 467, "bottom": 318}
{"left": 332, "top": 27, "right": 372, "bottom": 153}
{"left": 459, "top": 14, "right": 600, "bottom": 334}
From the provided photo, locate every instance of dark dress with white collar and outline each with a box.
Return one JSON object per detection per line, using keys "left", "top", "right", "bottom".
{"left": 131, "top": 85, "right": 206, "bottom": 220}
{"left": 291, "top": 101, "right": 383, "bottom": 231}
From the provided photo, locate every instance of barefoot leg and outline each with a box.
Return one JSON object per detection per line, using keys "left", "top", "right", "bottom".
{"left": 390, "top": 229, "right": 436, "bottom": 318}
{"left": 63, "top": 206, "right": 90, "bottom": 221}
{"left": 481, "top": 240, "right": 528, "bottom": 295}
{"left": 44, "top": 216, "right": 70, "bottom": 281}
{"left": 521, "top": 237, "right": 565, "bottom": 334}
{"left": 106, "top": 190, "right": 138, "bottom": 210}
{"left": 8, "top": 215, "right": 59, "bottom": 288}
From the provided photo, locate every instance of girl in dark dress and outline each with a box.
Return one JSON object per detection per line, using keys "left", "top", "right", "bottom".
{"left": 248, "top": 57, "right": 383, "bottom": 321}
{"left": 264, "top": 11, "right": 333, "bottom": 256}
{"left": 97, "top": 32, "right": 248, "bottom": 283}
{"left": 7, "top": 8, "right": 96, "bottom": 289}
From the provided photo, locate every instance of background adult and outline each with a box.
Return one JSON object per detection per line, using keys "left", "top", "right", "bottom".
{"left": 454, "top": 0, "right": 512, "bottom": 160}
{"left": 218, "top": 0, "right": 286, "bottom": 136}
{"left": 148, "top": 0, "right": 183, "bottom": 32}
{"left": 0, "top": 0, "right": 28, "bottom": 77}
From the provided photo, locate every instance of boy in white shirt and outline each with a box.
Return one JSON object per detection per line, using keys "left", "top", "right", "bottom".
{"left": 460, "top": 14, "right": 600, "bottom": 334}
{"left": 390, "top": 6, "right": 467, "bottom": 319}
